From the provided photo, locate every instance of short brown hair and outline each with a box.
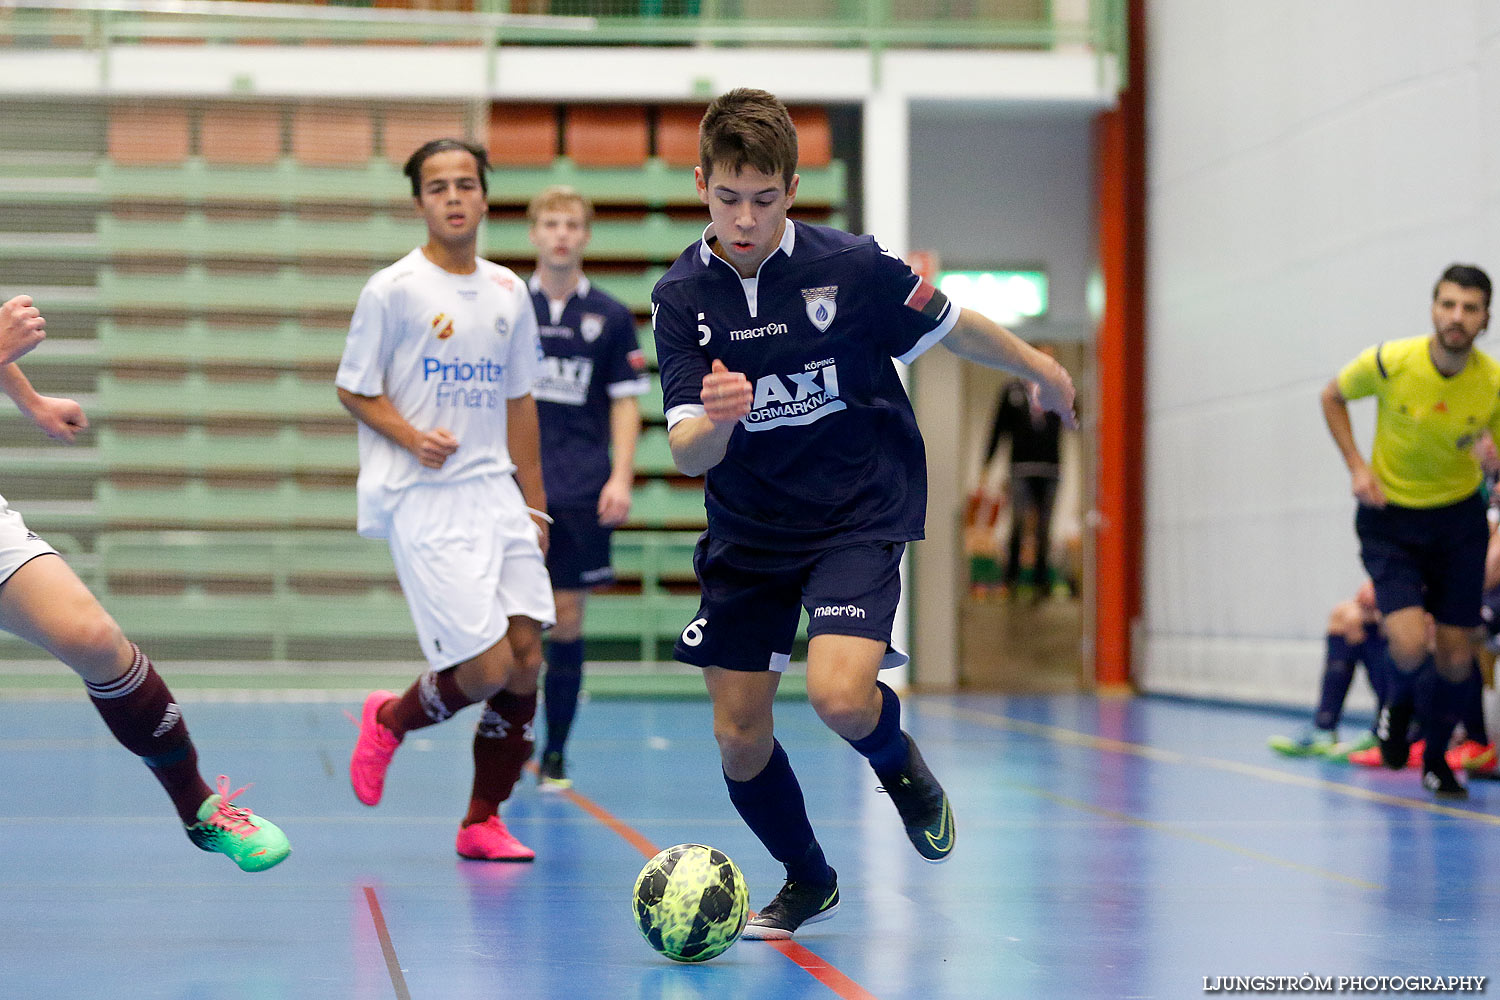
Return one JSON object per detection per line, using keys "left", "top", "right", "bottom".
{"left": 403, "top": 138, "right": 489, "bottom": 198}
{"left": 698, "top": 88, "right": 799, "bottom": 189}
{"left": 526, "top": 184, "right": 593, "bottom": 227}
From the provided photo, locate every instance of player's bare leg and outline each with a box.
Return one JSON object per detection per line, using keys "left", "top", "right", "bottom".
{"left": 0, "top": 555, "right": 289, "bottom": 870}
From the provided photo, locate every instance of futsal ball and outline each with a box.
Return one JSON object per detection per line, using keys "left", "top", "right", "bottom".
{"left": 632, "top": 843, "right": 749, "bottom": 963}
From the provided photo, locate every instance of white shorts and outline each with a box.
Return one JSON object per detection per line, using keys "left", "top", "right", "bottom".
{"left": 0, "top": 493, "right": 58, "bottom": 587}
{"left": 388, "top": 476, "right": 555, "bottom": 670}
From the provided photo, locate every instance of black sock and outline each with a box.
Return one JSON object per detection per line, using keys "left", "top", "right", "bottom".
{"left": 543, "top": 639, "right": 585, "bottom": 757}
{"left": 724, "top": 740, "right": 833, "bottom": 886}
{"left": 1458, "top": 662, "right": 1488, "bottom": 745}
{"left": 1314, "top": 634, "right": 1357, "bottom": 731}
{"left": 846, "top": 681, "right": 909, "bottom": 777}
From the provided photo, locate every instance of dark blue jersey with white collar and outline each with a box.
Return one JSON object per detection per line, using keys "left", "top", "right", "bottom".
{"left": 529, "top": 274, "right": 649, "bottom": 506}
{"left": 651, "top": 220, "right": 958, "bottom": 550}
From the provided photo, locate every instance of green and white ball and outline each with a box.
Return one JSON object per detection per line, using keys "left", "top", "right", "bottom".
{"left": 633, "top": 843, "right": 749, "bottom": 963}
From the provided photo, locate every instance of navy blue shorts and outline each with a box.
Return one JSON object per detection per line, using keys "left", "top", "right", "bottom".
{"left": 672, "top": 535, "right": 909, "bottom": 673}
{"left": 1355, "top": 491, "right": 1487, "bottom": 627}
{"left": 545, "top": 504, "right": 614, "bottom": 591}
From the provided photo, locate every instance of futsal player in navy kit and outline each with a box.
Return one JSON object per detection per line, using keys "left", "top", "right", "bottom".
{"left": 652, "top": 89, "right": 1077, "bottom": 938}
{"left": 528, "top": 185, "right": 648, "bottom": 790}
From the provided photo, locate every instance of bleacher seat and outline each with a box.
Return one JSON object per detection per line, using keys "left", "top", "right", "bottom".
{"left": 96, "top": 371, "right": 345, "bottom": 422}
{"left": 788, "top": 106, "right": 832, "bottom": 168}
{"left": 97, "top": 318, "right": 348, "bottom": 370}
{"left": 627, "top": 478, "right": 705, "bottom": 529}
{"left": 484, "top": 214, "right": 700, "bottom": 262}
{"left": 107, "top": 104, "right": 191, "bottom": 166}
{"left": 97, "top": 426, "right": 357, "bottom": 476}
{"left": 97, "top": 264, "right": 369, "bottom": 314}
{"left": 200, "top": 104, "right": 284, "bottom": 165}
{"left": 655, "top": 105, "right": 702, "bottom": 169}
{"left": 382, "top": 105, "right": 469, "bottom": 167}
{"left": 634, "top": 426, "right": 677, "bottom": 476}
{"left": 611, "top": 530, "right": 699, "bottom": 586}
{"left": 96, "top": 481, "right": 355, "bottom": 530}
{"left": 564, "top": 105, "right": 649, "bottom": 168}
{"left": 292, "top": 105, "right": 377, "bottom": 167}
{"left": 96, "top": 210, "right": 418, "bottom": 262}
{"left": 487, "top": 103, "right": 558, "bottom": 167}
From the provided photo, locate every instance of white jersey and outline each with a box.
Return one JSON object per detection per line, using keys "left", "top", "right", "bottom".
{"left": 336, "top": 248, "right": 541, "bottom": 538}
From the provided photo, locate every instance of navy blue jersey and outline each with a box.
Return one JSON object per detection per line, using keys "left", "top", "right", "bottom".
{"left": 652, "top": 221, "right": 958, "bottom": 550}
{"left": 530, "top": 275, "right": 649, "bottom": 505}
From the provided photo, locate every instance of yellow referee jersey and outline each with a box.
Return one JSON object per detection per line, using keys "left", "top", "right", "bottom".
{"left": 1338, "top": 334, "right": 1500, "bottom": 508}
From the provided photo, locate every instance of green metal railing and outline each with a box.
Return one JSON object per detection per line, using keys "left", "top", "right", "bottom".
{"left": 0, "top": 0, "right": 1126, "bottom": 63}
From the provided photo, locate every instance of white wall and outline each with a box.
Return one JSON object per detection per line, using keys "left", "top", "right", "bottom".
{"left": 1141, "top": 0, "right": 1500, "bottom": 707}
{"left": 909, "top": 104, "right": 1097, "bottom": 344}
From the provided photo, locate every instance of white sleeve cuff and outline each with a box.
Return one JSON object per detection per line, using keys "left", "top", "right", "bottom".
{"left": 895, "top": 305, "right": 960, "bottom": 366}
{"left": 665, "top": 402, "right": 706, "bottom": 430}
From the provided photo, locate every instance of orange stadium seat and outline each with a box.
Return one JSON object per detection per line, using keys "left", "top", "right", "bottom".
{"left": 200, "top": 104, "right": 284, "bottom": 165}
{"left": 487, "top": 103, "right": 558, "bottom": 167}
{"left": 382, "top": 105, "right": 469, "bottom": 167}
{"left": 788, "top": 106, "right": 832, "bottom": 168}
{"left": 564, "top": 105, "right": 649, "bottom": 168}
{"left": 108, "top": 104, "right": 191, "bottom": 165}
{"left": 292, "top": 105, "right": 376, "bottom": 166}
{"left": 655, "top": 105, "right": 703, "bottom": 168}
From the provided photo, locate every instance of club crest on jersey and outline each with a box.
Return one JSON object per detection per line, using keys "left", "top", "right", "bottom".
{"left": 581, "top": 313, "right": 605, "bottom": 343}
{"left": 432, "top": 313, "right": 455, "bottom": 340}
{"left": 801, "top": 286, "right": 838, "bottom": 332}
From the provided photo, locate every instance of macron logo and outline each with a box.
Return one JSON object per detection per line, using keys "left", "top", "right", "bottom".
{"left": 812, "top": 605, "right": 866, "bottom": 620}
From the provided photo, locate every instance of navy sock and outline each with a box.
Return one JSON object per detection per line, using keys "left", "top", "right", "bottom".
{"left": 1386, "top": 658, "right": 1419, "bottom": 713}
{"left": 1314, "top": 634, "right": 1356, "bottom": 731}
{"left": 724, "top": 740, "right": 833, "bottom": 886}
{"left": 543, "top": 639, "right": 585, "bottom": 756}
{"left": 1416, "top": 667, "right": 1462, "bottom": 769}
{"left": 1459, "top": 663, "right": 1488, "bottom": 745}
{"left": 847, "top": 681, "right": 910, "bottom": 778}
{"left": 1363, "top": 639, "right": 1392, "bottom": 716}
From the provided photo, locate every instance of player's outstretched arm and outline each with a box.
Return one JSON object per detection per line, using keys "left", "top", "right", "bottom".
{"left": 941, "top": 308, "right": 1077, "bottom": 428}
{"left": 0, "top": 362, "right": 87, "bottom": 443}
{"left": 0, "top": 295, "right": 46, "bottom": 366}
{"left": 668, "top": 360, "right": 752, "bottom": 478}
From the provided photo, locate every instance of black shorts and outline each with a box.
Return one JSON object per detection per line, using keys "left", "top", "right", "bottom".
{"left": 673, "top": 535, "right": 909, "bottom": 673}
{"left": 1355, "top": 491, "right": 1487, "bottom": 627}
{"left": 545, "top": 504, "right": 614, "bottom": 591}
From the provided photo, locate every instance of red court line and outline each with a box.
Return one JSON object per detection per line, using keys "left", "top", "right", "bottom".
{"left": 362, "top": 885, "right": 413, "bottom": 1000}
{"left": 559, "top": 784, "right": 879, "bottom": 1000}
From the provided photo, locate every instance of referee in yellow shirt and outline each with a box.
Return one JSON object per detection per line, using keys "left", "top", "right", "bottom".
{"left": 1322, "top": 263, "right": 1499, "bottom": 799}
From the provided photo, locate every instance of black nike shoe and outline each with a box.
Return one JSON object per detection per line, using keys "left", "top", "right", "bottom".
{"left": 879, "top": 733, "right": 956, "bottom": 863}
{"left": 1422, "top": 759, "right": 1469, "bottom": 800}
{"left": 1376, "top": 701, "right": 1413, "bottom": 771}
{"left": 741, "top": 873, "right": 840, "bottom": 941}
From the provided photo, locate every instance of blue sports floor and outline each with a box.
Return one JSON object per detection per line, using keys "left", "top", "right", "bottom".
{"left": 1, "top": 690, "right": 1496, "bottom": 999}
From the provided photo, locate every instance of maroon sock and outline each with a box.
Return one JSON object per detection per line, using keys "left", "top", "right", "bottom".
{"left": 378, "top": 668, "right": 476, "bottom": 738}
{"left": 85, "top": 643, "right": 212, "bottom": 825}
{"left": 464, "top": 689, "right": 537, "bottom": 827}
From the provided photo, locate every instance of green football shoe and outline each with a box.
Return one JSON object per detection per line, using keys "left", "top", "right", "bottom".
{"left": 1324, "top": 731, "right": 1379, "bottom": 763}
{"left": 185, "top": 775, "right": 291, "bottom": 873}
{"left": 1267, "top": 728, "right": 1339, "bottom": 758}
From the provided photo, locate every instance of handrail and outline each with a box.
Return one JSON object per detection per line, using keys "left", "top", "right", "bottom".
{"left": 0, "top": 0, "right": 1125, "bottom": 57}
